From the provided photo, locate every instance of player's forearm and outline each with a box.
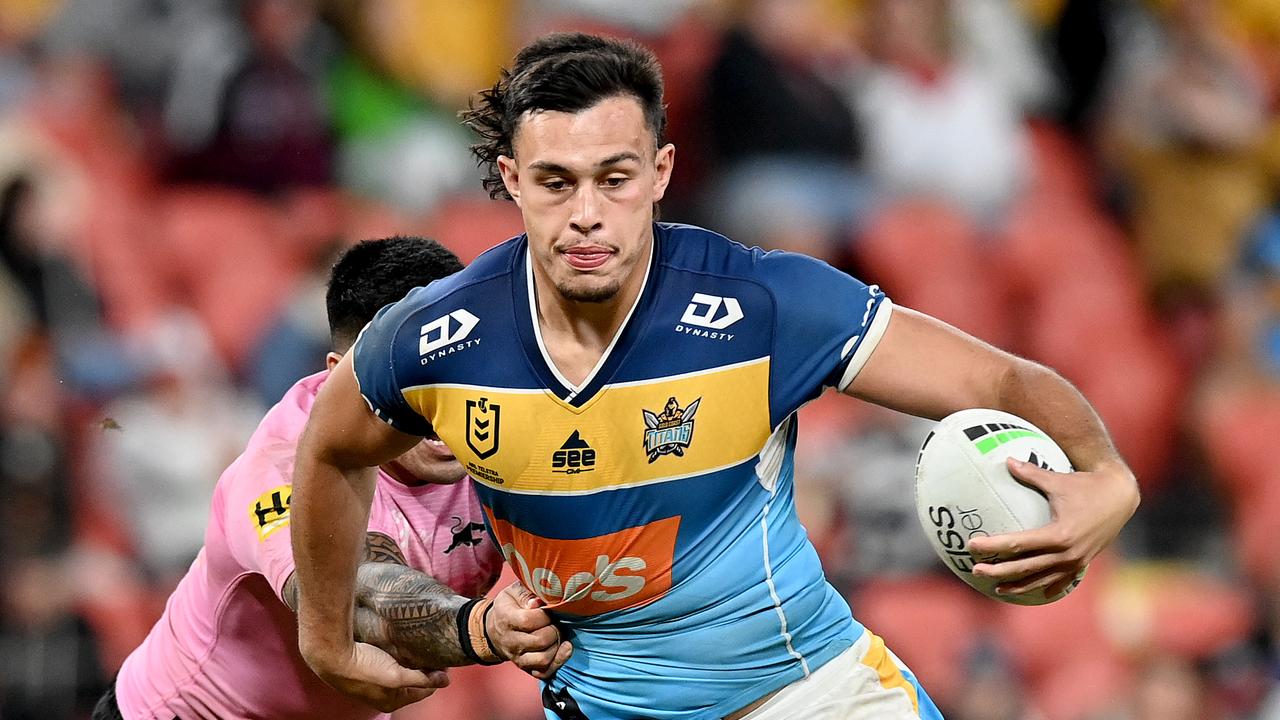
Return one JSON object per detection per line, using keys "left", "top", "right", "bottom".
{"left": 291, "top": 450, "right": 378, "bottom": 663}
{"left": 353, "top": 562, "right": 472, "bottom": 668}
{"left": 282, "top": 552, "right": 472, "bottom": 668}
{"left": 994, "top": 359, "right": 1131, "bottom": 478}
{"left": 287, "top": 560, "right": 485, "bottom": 669}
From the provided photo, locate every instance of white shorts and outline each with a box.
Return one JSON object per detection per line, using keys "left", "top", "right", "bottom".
{"left": 739, "top": 631, "right": 944, "bottom": 720}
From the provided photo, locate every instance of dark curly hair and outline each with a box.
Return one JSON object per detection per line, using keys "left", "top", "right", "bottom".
{"left": 461, "top": 32, "right": 667, "bottom": 201}
{"left": 326, "top": 236, "right": 463, "bottom": 351}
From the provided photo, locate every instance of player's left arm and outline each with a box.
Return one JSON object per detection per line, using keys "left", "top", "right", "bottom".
{"left": 844, "top": 305, "right": 1140, "bottom": 598}
{"left": 283, "top": 533, "right": 570, "bottom": 677}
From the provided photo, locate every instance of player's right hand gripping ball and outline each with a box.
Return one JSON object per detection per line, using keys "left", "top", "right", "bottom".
{"left": 914, "top": 408, "right": 1086, "bottom": 606}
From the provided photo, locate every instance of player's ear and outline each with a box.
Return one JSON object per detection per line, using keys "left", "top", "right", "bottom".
{"left": 497, "top": 155, "right": 521, "bottom": 207}
{"left": 652, "top": 143, "right": 675, "bottom": 203}
{"left": 325, "top": 352, "right": 342, "bottom": 371}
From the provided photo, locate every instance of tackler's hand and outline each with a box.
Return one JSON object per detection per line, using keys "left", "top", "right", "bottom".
{"left": 487, "top": 582, "right": 573, "bottom": 680}
{"left": 306, "top": 640, "right": 448, "bottom": 713}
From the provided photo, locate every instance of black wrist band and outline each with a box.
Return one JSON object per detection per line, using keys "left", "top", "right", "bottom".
{"left": 480, "top": 599, "right": 499, "bottom": 654}
{"left": 456, "top": 597, "right": 502, "bottom": 666}
{"left": 456, "top": 598, "right": 484, "bottom": 664}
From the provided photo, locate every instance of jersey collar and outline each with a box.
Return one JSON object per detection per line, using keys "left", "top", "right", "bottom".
{"left": 513, "top": 228, "right": 661, "bottom": 407}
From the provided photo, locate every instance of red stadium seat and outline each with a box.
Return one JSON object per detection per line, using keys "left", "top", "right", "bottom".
{"left": 1198, "top": 386, "right": 1280, "bottom": 586}
{"left": 76, "top": 558, "right": 169, "bottom": 673}
{"left": 425, "top": 195, "right": 527, "bottom": 264}
{"left": 855, "top": 201, "right": 1013, "bottom": 348}
{"left": 19, "top": 67, "right": 175, "bottom": 332}
{"left": 155, "top": 188, "right": 301, "bottom": 368}
{"left": 340, "top": 195, "right": 418, "bottom": 250}
{"left": 85, "top": 177, "right": 175, "bottom": 332}
{"left": 996, "top": 555, "right": 1130, "bottom": 720}
{"left": 1030, "top": 655, "right": 1132, "bottom": 720}
{"left": 1137, "top": 566, "right": 1255, "bottom": 660}
{"left": 1021, "top": 122, "right": 1098, "bottom": 212}
{"left": 999, "top": 202, "right": 1185, "bottom": 490}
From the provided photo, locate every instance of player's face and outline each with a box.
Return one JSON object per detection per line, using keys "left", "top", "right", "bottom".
{"left": 498, "top": 95, "right": 674, "bottom": 304}
{"left": 384, "top": 434, "right": 468, "bottom": 486}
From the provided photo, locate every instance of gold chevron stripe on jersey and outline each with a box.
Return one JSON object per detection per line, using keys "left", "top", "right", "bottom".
{"left": 403, "top": 358, "right": 773, "bottom": 495}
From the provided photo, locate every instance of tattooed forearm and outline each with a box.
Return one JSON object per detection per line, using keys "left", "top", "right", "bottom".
{"left": 282, "top": 531, "right": 404, "bottom": 611}
{"left": 353, "top": 561, "right": 471, "bottom": 669}
{"left": 283, "top": 573, "right": 300, "bottom": 612}
{"left": 283, "top": 532, "right": 472, "bottom": 668}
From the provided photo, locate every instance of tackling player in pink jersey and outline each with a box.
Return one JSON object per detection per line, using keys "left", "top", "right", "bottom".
{"left": 96, "top": 237, "right": 570, "bottom": 720}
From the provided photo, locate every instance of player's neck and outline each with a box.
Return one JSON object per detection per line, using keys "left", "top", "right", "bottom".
{"left": 533, "top": 249, "right": 648, "bottom": 387}
{"left": 379, "top": 461, "right": 428, "bottom": 487}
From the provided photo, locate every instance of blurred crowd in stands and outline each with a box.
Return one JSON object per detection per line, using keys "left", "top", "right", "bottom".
{"left": 0, "top": 0, "right": 1277, "bottom": 718}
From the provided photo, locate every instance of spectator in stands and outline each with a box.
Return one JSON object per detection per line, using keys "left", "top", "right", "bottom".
{"left": 952, "top": 0, "right": 1058, "bottom": 118}
{"left": 163, "top": 0, "right": 338, "bottom": 194}
{"left": 1105, "top": 0, "right": 1270, "bottom": 305}
{"left": 850, "top": 0, "right": 1031, "bottom": 224}
{"left": 245, "top": 242, "right": 335, "bottom": 406}
{"left": 949, "top": 645, "right": 1032, "bottom": 720}
{"left": 702, "top": 0, "right": 868, "bottom": 259}
{"left": 1048, "top": 0, "right": 1120, "bottom": 134}
{"left": 1, "top": 556, "right": 110, "bottom": 718}
{"left": 0, "top": 331, "right": 111, "bottom": 719}
{"left": 336, "top": 0, "right": 511, "bottom": 109}
{"left": 94, "top": 311, "right": 261, "bottom": 582}
{"left": 0, "top": 163, "right": 136, "bottom": 396}
{"left": 40, "top": 0, "right": 221, "bottom": 116}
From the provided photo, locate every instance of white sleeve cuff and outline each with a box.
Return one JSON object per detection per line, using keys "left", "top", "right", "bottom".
{"left": 836, "top": 298, "right": 894, "bottom": 392}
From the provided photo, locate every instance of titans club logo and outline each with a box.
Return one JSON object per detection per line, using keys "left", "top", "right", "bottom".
{"left": 466, "top": 397, "right": 501, "bottom": 459}
{"left": 642, "top": 396, "right": 700, "bottom": 462}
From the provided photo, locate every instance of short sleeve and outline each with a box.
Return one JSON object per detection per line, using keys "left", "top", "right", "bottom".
{"left": 351, "top": 298, "right": 434, "bottom": 436}
{"left": 758, "top": 249, "right": 893, "bottom": 423}
{"left": 252, "top": 514, "right": 298, "bottom": 602}
{"left": 220, "top": 450, "right": 300, "bottom": 602}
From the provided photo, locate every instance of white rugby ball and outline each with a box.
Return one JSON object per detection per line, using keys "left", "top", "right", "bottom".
{"left": 915, "top": 408, "right": 1083, "bottom": 606}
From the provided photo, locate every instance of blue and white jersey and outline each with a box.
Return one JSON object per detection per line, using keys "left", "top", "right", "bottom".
{"left": 353, "top": 223, "right": 893, "bottom": 719}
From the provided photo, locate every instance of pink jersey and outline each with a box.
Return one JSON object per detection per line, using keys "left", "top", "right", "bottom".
{"left": 116, "top": 371, "right": 503, "bottom": 720}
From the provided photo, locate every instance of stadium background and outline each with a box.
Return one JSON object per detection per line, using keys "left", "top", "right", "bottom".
{"left": 0, "top": 0, "right": 1278, "bottom": 718}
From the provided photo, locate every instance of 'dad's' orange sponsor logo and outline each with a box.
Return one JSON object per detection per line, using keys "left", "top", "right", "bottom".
{"left": 487, "top": 514, "right": 680, "bottom": 616}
